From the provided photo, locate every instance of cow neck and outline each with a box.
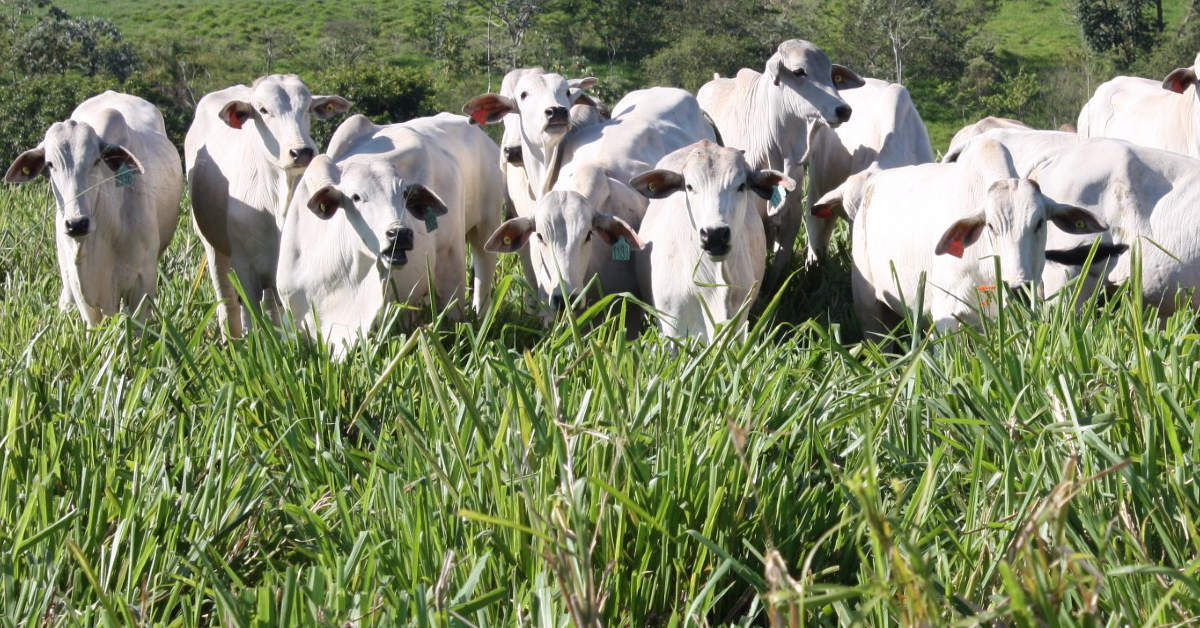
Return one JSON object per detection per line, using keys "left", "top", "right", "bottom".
{"left": 520, "top": 128, "right": 561, "bottom": 199}
{"left": 747, "top": 73, "right": 801, "bottom": 173}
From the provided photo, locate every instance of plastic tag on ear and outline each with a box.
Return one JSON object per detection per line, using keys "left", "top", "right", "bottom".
{"left": 770, "top": 185, "right": 786, "bottom": 209}
{"left": 115, "top": 163, "right": 135, "bottom": 188}
{"left": 611, "top": 236, "right": 630, "bottom": 261}
{"left": 425, "top": 211, "right": 438, "bottom": 232}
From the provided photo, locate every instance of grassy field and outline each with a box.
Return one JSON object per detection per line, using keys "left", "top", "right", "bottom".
{"left": 3, "top": 164, "right": 1200, "bottom": 627}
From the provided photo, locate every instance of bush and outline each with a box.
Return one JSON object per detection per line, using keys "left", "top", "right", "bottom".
{"left": 307, "top": 64, "right": 438, "bottom": 148}
{"left": 0, "top": 74, "right": 119, "bottom": 170}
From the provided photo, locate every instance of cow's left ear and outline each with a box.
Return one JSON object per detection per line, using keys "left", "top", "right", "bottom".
{"left": 99, "top": 142, "right": 143, "bottom": 173}
{"left": 5, "top": 148, "right": 45, "bottom": 183}
{"left": 747, "top": 168, "right": 794, "bottom": 201}
{"left": 629, "top": 170, "right": 684, "bottom": 199}
{"left": 307, "top": 185, "right": 344, "bottom": 220}
{"left": 311, "top": 95, "right": 353, "bottom": 120}
{"left": 831, "top": 65, "right": 865, "bottom": 90}
{"left": 935, "top": 214, "right": 986, "bottom": 258}
{"left": 403, "top": 183, "right": 448, "bottom": 221}
{"left": 1049, "top": 205, "right": 1107, "bottom": 234}
{"left": 592, "top": 213, "right": 643, "bottom": 249}
{"left": 1161, "top": 67, "right": 1199, "bottom": 94}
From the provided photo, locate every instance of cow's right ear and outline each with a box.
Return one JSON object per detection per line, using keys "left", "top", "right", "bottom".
{"left": 629, "top": 170, "right": 685, "bottom": 199}
{"left": 484, "top": 217, "right": 535, "bottom": 253}
{"left": 219, "top": 101, "right": 255, "bottom": 130}
{"left": 568, "top": 77, "right": 599, "bottom": 105}
{"left": 5, "top": 148, "right": 46, "bottom": 184}
{"left": 463, "top": 94, "right": 516, "bottom": 126}
{"left": 935, "top": 214, "right": 986, "bottom": 258}
{"left": 1162, "top": 67, "right": 1199, "bottom": 94}
{"left": 765, "top": 51, "right": 785, "bottom": 87}
{"left": 831, "top": 65, "right": 866, "bottom": 90}
{"left": 307, "top": 185, "right": 344, "bottom": 220}
{"left": 403, "top": 183, "right": 449, "bottom": 221}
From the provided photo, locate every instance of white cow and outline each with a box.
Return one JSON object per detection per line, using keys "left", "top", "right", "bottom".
{"left": 1078, "top": 53, "right": 1200, "bottom": 158}
{"left": 805, "top": 78, "right": 935, "bottom": 264}
{"left": 484, "top": 88, "right": 716, "bottom": 317}
{"left": 848, "top": 139, "right": 1106, "bottom": 338}
{"left": 277, "top": 113, "right": 504, "bottom": 352}
{"left": 629, "top": 141, "right": 792, "bottom": 342}
{"left": 697, "top": 39, "right": 864, "bottom": 286}
{"left": 944, "top": 116, "right": 1030, "bottom": 161}
{"left": 950, "top": 129, "right": 1200, "bottom": 317}
{"left": 6, "top": 91, "right": 182, "bottom": 325}
{"left": 186, "top": 74, "right": 351, "bottom": 337}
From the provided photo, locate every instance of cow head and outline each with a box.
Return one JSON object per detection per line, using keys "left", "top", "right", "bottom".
{"left": 484, "top": 190, "right": 640, "bottom": 312}
{"left": 303, "top": 156, "right": 447, "bottom": 269}
{"left": 935, "top": 178, "right": 1107, "bottom": 293}
{"left": 464, "top": 72, "right": 598, "bottom": 159}
{"left": 5, "top": 120, "right": 142, "bottom": 240}
{"left": 764, "top": 39, "right": 864, "bottom": 128}
{"left": 631, "top": 141, "right": 792, "bottom": 261}
{"left": 219, "top": 74, "right": 351, "bottom": 172}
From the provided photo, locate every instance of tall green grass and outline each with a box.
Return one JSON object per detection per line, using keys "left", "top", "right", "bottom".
{"left": 2, "top": 182, "right": 1199, "bottom": 627}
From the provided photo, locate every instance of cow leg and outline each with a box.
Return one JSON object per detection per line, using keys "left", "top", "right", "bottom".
{"left": 804, "top": 213, "right": 836, "bottom": 268}
{"left": 466, "top": 228, "right": 497, "bottom": 314}
{"left": 436, "top": 245, "right": 467, "bottom": 319}
{"left": 764, "top": 198, "right": 802, "bottom": 292}
{"left": 852, "top": 262, "right": 894, "bottom": 346}
{"left": 229, "top": 256, "right": 264, "bottom": 335}
{"left": 204, "top": 242, "right": 243, "bottom": 338}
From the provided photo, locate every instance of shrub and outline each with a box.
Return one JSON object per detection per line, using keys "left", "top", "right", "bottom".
{"left": 0, "top": 74, "right": 118, "bottom": 170}
{"left": 307, "top": 63, "right": 438, "bottom": 148}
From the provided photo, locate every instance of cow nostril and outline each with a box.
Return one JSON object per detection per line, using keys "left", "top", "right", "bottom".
{"left": 388, "top": 227, "right": 414, "bottom": 249}
{"left": 503, "top": 145, "right": 523, "bottom": 164}
{"left": 289, "top": 147, "right": 315, "bottom": 164}
{"left": 835, "top": 105, "right": 852, "bottom": 123}
{"left": 700, "top": 226, "right": 731, "bottom": 244}
{"left": 64, "top": 217, "right": 90, "bottom": 236}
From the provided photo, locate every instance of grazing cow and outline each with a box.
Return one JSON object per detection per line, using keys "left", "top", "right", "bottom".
{"left": 484, "top": 88, "right": 716, "bottom": 318}
{"left": 945, "top": 116, "right": 1031, "bottom": 159}
{"left": 629, "top": 141, "right": 792, "bottom": 342}
{"left": 848, "top": 139, "right": 1106, "bottom": 338}
{"left": 277, "top": 113, "right": 503, "bottom": 352}
{"left": 950, "top": 129, "right": 1200, "bottom": 317}
{"left": 186, "top": 74, "right": 351, "bottom": 337}
{"left": 6, "top": 91, "right": 182, "bottom": 325}
{"left": 805, "top": 78, "right": 935, "bottom": 265}
{"left": 1078, "top": 53, "right": 1200, "bottom": 158}
{"left": 697, "top": 39, "right": 864, "bottom": 286}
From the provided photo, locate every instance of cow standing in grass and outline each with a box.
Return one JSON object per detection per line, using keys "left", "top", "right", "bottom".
{"left": 6, "top": 91, "right": 182, "bottom": 325}
{"left": 1078, "top": 53, "right": 1200, "bottom": 158}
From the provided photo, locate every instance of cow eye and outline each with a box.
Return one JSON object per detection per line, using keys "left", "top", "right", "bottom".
{"left": 585, "top": 232, "right": 592, "bottom": 243}
{"left": 535, "top": 232, "right": 545, "bottom": 243}
{"left": 258, "top": 107, "right": 268, "bottom": 115}
{"left": 685, "top": 184, "right": 694, "bottom": 192}
{"left": 737, "top": 183, "right": 746, "bottom": 192}
{"left": 45, "top": 162, "right": 53, "bottom": 170}
{"left": 793, "top": 68, "right": 807, "bottom": 77}
{"left": 351, "top": 193, "right": 361, "bottom": 202}
{"left": 520, "top": 91, "right": 528, "bottom": 101}
{"left": 1035, "top": 219, "right": 1045, "bottom": 230}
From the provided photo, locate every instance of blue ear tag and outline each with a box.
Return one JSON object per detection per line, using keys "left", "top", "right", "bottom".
{"left": 611, "top": 236, "right": 631, "bottom": 261}
{"left": 425, "top": 210, "right": 438, "bottom": 232}
{"left": 769, "top": 184, "right": 786, "bottom": 209}
{"left": 115, "top": 163, "right": 135, "bottom": 188}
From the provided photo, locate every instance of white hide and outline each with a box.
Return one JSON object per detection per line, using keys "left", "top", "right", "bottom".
{"left": 630, "top": 142, "right": 790, "bottom": 343}
{"left": 944, "top": 116, "right": 1031, "bottom": 160}
{"left": 1078, "top": 53, "right": 1200, "bottom": 158}
{"left": 185, "top": 74, "right": 352, "bottom": 337}
{"left": 6, "top": 91, "right": 182, "bottom": 325}
{"left": 277, "top": 113, "right": 504, "bottom": 353}
{"left": 697, "top": 39, "right": 864, "bottom": 286}
{"left": 804, "top": 78, "right": 935, "bottom": 264}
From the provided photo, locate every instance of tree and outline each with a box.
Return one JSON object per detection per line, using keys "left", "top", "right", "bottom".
{"left": 318, "top": 12, "right": 381, "bottom": 69}
{"left": 1074, "top": 0, "right": 1156, "bottom": 68}
{"left": 474, "top": 0, "right": 547, "bottom": 67}
{"left": 14, "top": 7, "right": 140, "bottom": 81}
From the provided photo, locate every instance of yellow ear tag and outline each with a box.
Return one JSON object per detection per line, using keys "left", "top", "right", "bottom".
{"left": 325, "top": 103, "right": 334, "bottom": 112}
{"left": 21, "top": 167, "right": 29, "bottom": 175}
{"left": 320, "top": 203, "right": 327, "bottom": 213}
{"left": 503, "top": 236, "right": 512, "bottom": 245}
{"left": 648, "top": 182, "right": 657, "bottom": 192}
{"left": 834, "top": 75, "right": 843, "bottom": 83}
{"left": 1076, "top": 219, "right": 1086, "bottom": 230}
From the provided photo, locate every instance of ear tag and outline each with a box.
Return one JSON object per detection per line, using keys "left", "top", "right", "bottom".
{"left": 813, "top": 204, "right": 833, "bottom": 219}
{"left": 21, "top": 166, "right": 29, "bottom": 176}
{"left": 611, "top": 236, "right": 631, "bottom": 261}
{"left": 502, "top": 235, "right": 512, "bottom": 246}
{"left": 947, "top": 239, "right": 965, "bottom": 258}
{"left": 648, "top": 182, "right": 657, "bottom": 192}
{"left": 470, "top": 108, "right": 489, "bottom": 126}
{"left": 834, "top": 74, "right": 843, "bottom": 84}
{"left": 770, "top": 185, "right": 786, "bottom": 209}
{"left": 115, "top": 162, "right": 135, "bottom": 188}
{"left": 1075, "top": 219, "right": 1086, "bottom": 230}
{"left": 325, "top": 103, "right": 335, "bottom": 112}
{"left": 425, "top": 211, "right": 438, "bottom": 232}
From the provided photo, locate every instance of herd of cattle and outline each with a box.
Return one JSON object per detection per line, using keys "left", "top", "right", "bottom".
{"left": 8, "top": 39, "right": 1200, "bottom": 353}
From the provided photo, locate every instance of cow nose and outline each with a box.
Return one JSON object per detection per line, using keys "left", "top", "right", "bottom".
{"left": 386, "top": 226, "right": 414, "bottom": 250}
{"left": 545, "top": 107, "right": 568, "bottom": 126}
{"left": 64, "top": 216, "right": 90, "bottom": 237}
{"left": 502, "top": 145, "right": 523, "bottom": 165}
{"left": 549, "top": 293, "right": 566, "bottom": 312}
{"left": 289, "top": 147, "right": 315, "bottom": 165}
{"left": 699, "top": 225, "right": 732, "bottom": 253}
{"left": 835, "top": 105, "right": 852, "bottom": 124}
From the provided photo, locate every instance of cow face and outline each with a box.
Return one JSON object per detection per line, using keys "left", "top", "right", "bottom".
{"left": 765, "top": 39, "right": 864, "bottom": 128}
{"left": 5, "top": 120, "right": 142, "bottom": 240}
{"left": 632, "top": 143, "right": 792, "bottom": 261}
{"left": 219, "top": 74, "right": 351, "bottom": 172}
{"left": 304, "top": 157, "right": 447, "bottom": 269}
{"left": 935, "top": 178, "right": 1106, "bottom": 291}
{"left": 464, "top": 73, "right": 597, "bottom": 158}
{"left": 484, "top": 190, "right": 640, "bottom": 312}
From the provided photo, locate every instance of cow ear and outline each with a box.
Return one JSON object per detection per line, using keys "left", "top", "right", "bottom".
{"left": 1161, "top": 67, "right": 1198, "bottom": 94}
{"left": 311, "top": 95, "right": 353, "bottom": 120}
{"left": 5, "top": 148, "right": 45, "bottom": 183}
{"left": 307, "top": 185, "right": 344, "bottom": 220}
{"left": 403, "top": 183, "right": 448, "bottom": 221}
{"left": 831, "top": 65, "right": 865, "bottom": 89}
{"left": 765, "top": 52, "right": 785, "bottom": 87}
{"left": 1049, "top": 205, "right": 1107, "bottom": 234}
{"left": 99, "top": 142, "right": 143, "bottom": 173}
{"left": 484, "top": 217, "right": 535, "bottom": 253}
{"left": 592, "top": 213, "right": 643, "bottom": 249}
{"left": 812, "top": 188, "right": 843, "bottom": 219}
{"left": 462, "top": 94, "right": 516, "bottom": 126}
{"left": 629, "top": 170, "right": 684, "bottom": 199}
{"left": 935, "top": 214, "right": 986, "bottom": 258}
{"left": 748, "top": 169, "right": 795, "bottom": 200}
{"left": 219, "top": 101, "right": 255, "bottom": 130}
{"left": 567, "top": 77, "right": 598, "bottom": 91}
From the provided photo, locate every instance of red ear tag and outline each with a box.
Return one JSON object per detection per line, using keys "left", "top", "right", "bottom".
{"left": 947, "top": 239, "right": 965, "bottom": 258}
{"left": 814, "top": 204, "right": 833, "bottom": 219}
{"left": 470, "top": 108, "right": 490, "bottom": 126}
{"left": 230, "top": 111, "right": 243, "bottom": 130}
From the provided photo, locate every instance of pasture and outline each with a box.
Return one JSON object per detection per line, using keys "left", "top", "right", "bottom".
{"left": 3, "top": 174, "right": 1200, "bottom": 626}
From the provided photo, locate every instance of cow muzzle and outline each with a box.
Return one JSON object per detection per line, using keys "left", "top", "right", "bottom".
{"left": 544, "top": 107, "right": 569, "bottom": 131}
{"left": 381, "top": 226, "right": 414, "bottom": 267}
{"left": 285, "top": 147, "right": 315, "bottom": 169}
{"left": 64, "top": 216, "right": 91, "bottom": 238}
{"left": 834, "top": 105, "right": 852, "bottom": 125}
{"left": 502, "top": 145, "right": 523, "bottom": 165}
{"left": 699, "top": 225, "right": 732, "bottom": 258}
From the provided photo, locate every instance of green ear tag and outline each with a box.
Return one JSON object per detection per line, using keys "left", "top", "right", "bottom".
{"left": 115, "top": 163, "right": 135, "bottom": 188}
{"left": 769, "top": 184, "right": 785, "bottom": 209}
{"left": 425, "top": 210, "right": 438, "bottom": 232}
{"left": 611, "top": 236, "right": 631, "bottom": 261}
